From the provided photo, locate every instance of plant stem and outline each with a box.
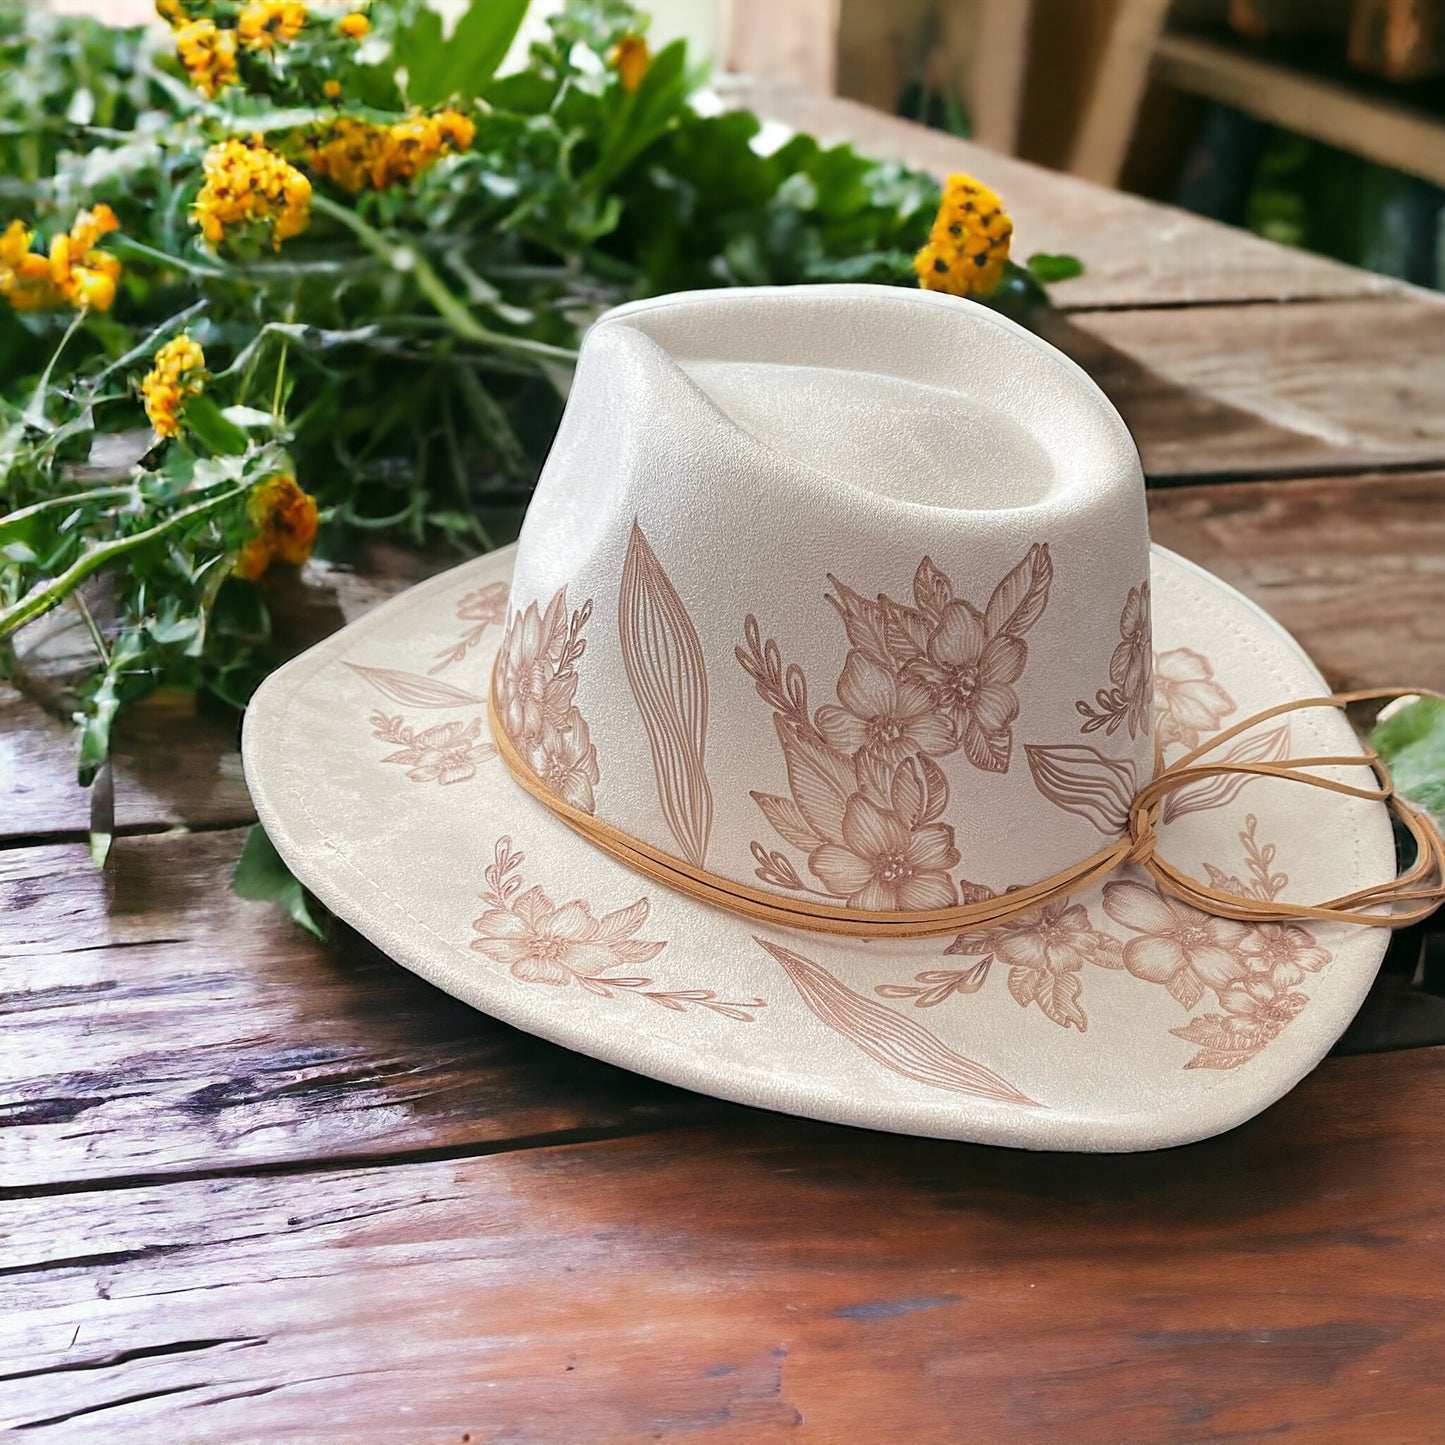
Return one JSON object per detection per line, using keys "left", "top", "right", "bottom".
{"left": 84, "top": 301, "right": 209, "bottom": 396}
{"left": 111, "top": 235, "right": 226, "bottom": 279}
{"left": 0, "top": 486, "right": 136, "bottom": 530}
{"left": 24, "top": 308, "right": 89, "bottom": 428}
{"left": 272, "top": 334, "right": 289, "bottom": 418}
{"left": 72, "top": 590, "right": 111, "bottom": 666}
{"left": 310, "top": 194, "right": 579, "bottom": 363}
{"left": 0, "top": 484, "right": 249, "bottom": 640}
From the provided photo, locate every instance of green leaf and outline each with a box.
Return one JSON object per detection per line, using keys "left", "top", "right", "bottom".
{"left": 399, "top": 0, "right": 529, "bottom": 108}
{"left": 1370, "top": 697, "right": 1445, "bottom": 825}
{"left": 1025, "top": 252, "right": 1085, "bottom": 284}
{"left": 587, "top": 38, "right": 688, "bottom": 193}
{"left": 220, "top": 404, "right": 279, "bottom": 430}
{"left": 477, "top": 69, "right": 557, "bottom": 114}
{"left": 75, "top": 629, "right": 148, "bottom": 787}
{"left": 181, "top": 394, "right": 249, "bottom": 456}
{"left": 233, "top": 823, "right": 327, "bottom": 939}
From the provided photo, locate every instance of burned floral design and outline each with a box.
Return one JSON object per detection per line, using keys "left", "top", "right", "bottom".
{"left": 879, "top": 815, "right": 1331, "bottom": 1069}
{"left": 430, "top": 579, "right": 509, "bottom": 674}
{"left": 1077, "top": 580, "right": 1152, "bottom": 739}
{"left": 935, "top": 897, "right": 1123, "bottom": 1032}
{"left": 1112, "top": 815, "right": 1333, "bottom": 1068}
{"left": 737, "top": 548, "right": 1051, "bottom": 907}
{"left": 1153, "top": 646, "right": 1234, "bottom": 751}
{"left": 472, "top": 838, "right": 763, "bottom": 1020}
{"left": 809, "top": 786, "right": 960, "bottom": 911}
{"left": 368, "top": 712, "right": 495, "bottom": 785}
{"left": 1101, "top": 881, "right": 1252, "bottom": 1010}
{"left": 495, "top": 586, "right": 601, "bottom": 814}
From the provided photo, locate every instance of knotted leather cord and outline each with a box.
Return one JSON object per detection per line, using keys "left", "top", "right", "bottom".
{"left": 488, "top": 676, "right": 1445, "bottom": 941}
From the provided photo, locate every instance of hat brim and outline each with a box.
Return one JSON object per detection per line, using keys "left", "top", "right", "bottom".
{"left": 242, "top": 542, "right": 1394, "bottom": 1152}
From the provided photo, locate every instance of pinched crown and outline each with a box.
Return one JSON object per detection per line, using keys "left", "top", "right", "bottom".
{"left": 501, "top": 285, "right": 1154, "bottom": 905}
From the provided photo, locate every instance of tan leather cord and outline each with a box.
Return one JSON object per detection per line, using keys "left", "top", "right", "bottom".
{"left": 489, "top": 676, "right": 1445, "bottom": 940}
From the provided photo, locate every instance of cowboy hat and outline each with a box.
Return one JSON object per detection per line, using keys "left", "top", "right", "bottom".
{"left": 242, "top": 284, "right": 1403, "bottom": 1151}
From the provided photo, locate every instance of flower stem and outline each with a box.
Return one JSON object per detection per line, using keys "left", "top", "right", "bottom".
{"left": 24, "top": 308, "right": 89, "bottom": 428}
{"left": 272, "top": 334, "right": 289, "bottom": 418}
{"left": 0, "top": 484, "right": 249, "bottom": 640}
{"left": 0, "top": 486, "right": 137, "bottom": 531}
{"left": 111, "top": 235, "right": 226, "bottom": 280}
{"left": 310, "top": 194, "right": 579, "bottom": 363}
{"left": 72, "top": 589, "right": 111, "bottom": 666}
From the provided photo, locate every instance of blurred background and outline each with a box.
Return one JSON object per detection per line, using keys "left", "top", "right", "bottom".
{"left": 51, "top": 0, "right": 1445, "bottom": 290}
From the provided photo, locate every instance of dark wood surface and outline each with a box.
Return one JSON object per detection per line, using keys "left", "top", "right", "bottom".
{"left": 5, "top": 1046, "right": 1444, "bottom": 1441}
{"left": 5, "top": 88, "right": 1445, "bottom": 1441}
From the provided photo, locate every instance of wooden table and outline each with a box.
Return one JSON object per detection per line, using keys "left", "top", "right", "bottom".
{"left": 6, "top": 89, "right": 1445, "bottom": 1442}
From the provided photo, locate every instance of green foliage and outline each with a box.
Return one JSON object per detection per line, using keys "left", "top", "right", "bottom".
{"left": 1370, "top": 697, "right": 1445, "bottom": 826}
{"left": 1026, "top": 252, "right": 1085, "bottom": 284}
{"left": 234, "top": 822, "right": 327, "bottom": 936}
{"left": 1246, "top": 131, "right": 1443, "bottom": 289}
{"left": 393, "top": 0, "right": 530, "bottom": 108}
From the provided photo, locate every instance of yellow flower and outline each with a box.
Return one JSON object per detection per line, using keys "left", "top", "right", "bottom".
{"left": 141, "top": 333, "right": 206, "bottom": 438}
{"left": 305, "top": 110, "right": 475, "bottom": 192}
{"left": 0, "top": 205, "right": 123, "bottom": 314}
{"left": 338, "top": 11, "right": 369, "bottom": 39}
{"left": 193, "top": 138, "right": 312, "bottom": 251}
{"left": 914, "top": 174, "right": 1012, "bottom": 299}
{"left": 235, "top": 474, "right": 320, "bottom": 580}
{"left": 237, "top": 0, "right": 308, "bottom": 52}
{"left": 608, "top": 34, "right": 649, "bottom": 92}
{"left": 0, "top": 220, "right": 65, "bottom": 311}
{"left": 323, "top": 79, "right": 342, "bottom": 99}
{"left": 155, "top": 0, "right": 186, "bottom": 21}
{"left": 174, "top": 18, "right": 239, "bottom": 99}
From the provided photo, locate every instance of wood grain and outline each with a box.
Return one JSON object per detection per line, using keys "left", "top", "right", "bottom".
{"left": 720, "top": 78, "right": 1407, "bottom": 309}
{"left": 1054, "top": 297, "right": 1445, "bottom": 479}
{"left": 1147, "top": 470, "right": 1445, "bottom": 688}
{"left": 4, "top": 1046, "right": 1444, "bottom": 1440}
{"left": 0, "top": 685, "right": 251, "bottom": 843}
{"left": 0, "top": 830, "right": 731, "bottom": 1191}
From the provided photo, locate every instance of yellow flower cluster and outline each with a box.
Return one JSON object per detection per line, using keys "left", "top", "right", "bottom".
{"left": 914, "top": 174, "right": 1013, "bottom": 299}
{"left": 193, "top": 139, "right": 312, "bottom": 251}
{"left": 174, "top": 18, "right": 239, "bottom": 98}
{"left": 141, "top": 334, "right": 207, "bottom": 438}
{"left": 608, "top": 34, "right": 650, "bottom": 93}
{"left": 0, "top": 206, "right": 121, "bottom": 313}
{"left": 338, "top": 11, "right": 369, "bottom": 39}
{"left": 51, "top": 205, "right": 123, "bottom": 310}
{"left": 305, "top": 110, "right": 476, "bottom": 193}
{"left": 237, "top": 1, "right": 308, "bottom": 53}
{"left": 0, "top": 222, "right": 57, "bottom": 311}
{"left": 235, "top": 474, "right": 320, "bottom": 580}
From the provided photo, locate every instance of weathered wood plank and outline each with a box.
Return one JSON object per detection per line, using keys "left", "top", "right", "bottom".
{"left": 722, "top": 78, "right": 1409, "bottom": 308}
{"left": 1052, "top": 298, "right": 1445, "bottom": 479}
{"left": 0, "top": 685, "right": 251, "bottom": 843}
{"left": 0, "top": 831, "right": 731, "bottom": 1191}
{"left": 1146, "top": 470, "right": 1445, "bottom": 688}
{"left": 4, "top": 1046, "right": 1444, "bottom": 1440}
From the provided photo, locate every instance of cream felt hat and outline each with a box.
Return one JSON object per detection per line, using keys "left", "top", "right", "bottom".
{"left": 243, "top": 284, "right": 1413, "bottom": 1152}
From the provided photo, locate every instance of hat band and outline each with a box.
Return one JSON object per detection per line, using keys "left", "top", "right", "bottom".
{"left": 488, "top": 675, "right": 1445, "bottom": 940}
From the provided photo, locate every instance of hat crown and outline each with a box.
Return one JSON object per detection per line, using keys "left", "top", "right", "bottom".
{"left": 501, "top": 285, "right": 1153, "bottom": 903}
